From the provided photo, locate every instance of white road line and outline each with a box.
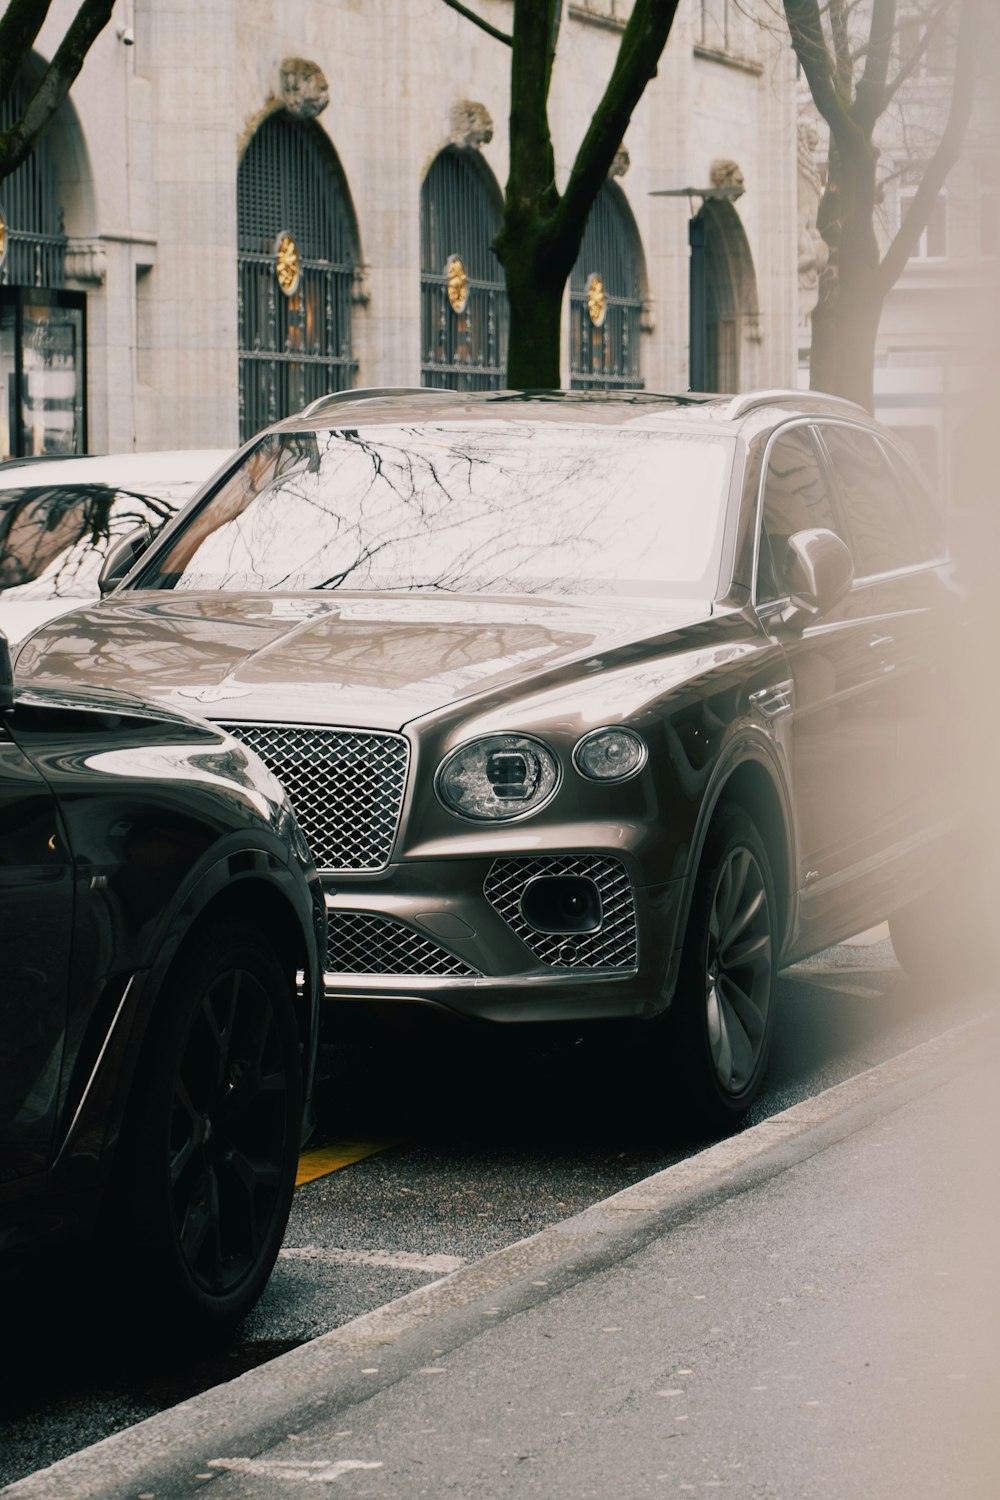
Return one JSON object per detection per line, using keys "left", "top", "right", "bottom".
{"left": 279, "top": 1246, "right": 465, "bottom": 1276}
{"left": 208, "top": 1458, "right": 382, "bottom": 1482}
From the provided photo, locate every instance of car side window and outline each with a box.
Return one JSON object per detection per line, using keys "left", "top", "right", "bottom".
{"left": 757, "top": 427, "right": 844, "bottom": 603}
{"left": 878, "top": 438, "right": 947, "bottom": 559}
{"left": 820, "top": 425, "right": 925, "bottom": 576}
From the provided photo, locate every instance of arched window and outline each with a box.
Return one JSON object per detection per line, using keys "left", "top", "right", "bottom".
{"left": 569, "top": 185, "right": 643, "bottom": 389}
{"left": 420, "top": 148, "right": 508, "bottom": 389}
{"left": 237, "top": 113, "right": 359, "bottom": 442}
{"left": 0, "top": 77, "right": 66, "bottom": 288}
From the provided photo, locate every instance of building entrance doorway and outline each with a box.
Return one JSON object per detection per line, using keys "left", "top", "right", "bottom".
{"left": 690, "top": 198, "right": 759, "bottom": 393}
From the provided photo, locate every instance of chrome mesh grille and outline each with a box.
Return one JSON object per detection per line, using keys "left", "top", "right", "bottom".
{"left": 327, "top": 912, "right": 480, "bottom": 977}
{"left": 484, "top": 855, "right": 638, "bottom": 969}
{"left": 220, "top": 722, "right": 408, "bottom": 872}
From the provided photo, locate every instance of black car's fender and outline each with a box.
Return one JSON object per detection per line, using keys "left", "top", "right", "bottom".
{"left": 46, "top": 842, "right": 322, "bottom": 1202}
{"left": 657, "top": 727, "right": 796, "bottom": 1008}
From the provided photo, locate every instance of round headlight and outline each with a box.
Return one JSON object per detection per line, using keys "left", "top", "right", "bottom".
{"left": 436, "top": 734, "right": 560, "bottom": 822}
{"left": 573, "top": 726, "right": 647, "bottom": 782}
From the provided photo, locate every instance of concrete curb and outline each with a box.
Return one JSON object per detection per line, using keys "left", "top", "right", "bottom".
{"left": 4, "top": 1013, "right": 994, "bottom": 1500}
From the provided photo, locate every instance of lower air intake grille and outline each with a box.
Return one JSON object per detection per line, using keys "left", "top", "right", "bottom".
{"left": 327, "top": 912, "right": 481, "bottom": 977}
{"left": 484, "top": 855, "right": 638, "bottom": 969}
{"left": 220, "top": 722, "right": 408, "bottom": 872}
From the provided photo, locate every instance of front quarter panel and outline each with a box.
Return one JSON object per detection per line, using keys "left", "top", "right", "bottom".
{"left": 389, "top": 606, "right": 795, "bottom": 1014}
{"left": 5, "top": 697, "right": 317, "bottom": 1139}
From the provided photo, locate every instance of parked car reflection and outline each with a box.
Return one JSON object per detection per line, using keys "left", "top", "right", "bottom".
{"left": 0, "top": 449, "right": 232, "bottom": 645}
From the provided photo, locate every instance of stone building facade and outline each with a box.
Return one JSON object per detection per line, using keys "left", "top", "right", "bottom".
{"left": 0, "top": 0, "right": 801, "bottom": 457}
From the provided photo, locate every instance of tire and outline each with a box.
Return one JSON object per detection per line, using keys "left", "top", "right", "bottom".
{"left": 110, "top": 920, "right": 302, "bottom": 1339}
{"left": 667, "top": 805, "right": 778, "bottom": 1132}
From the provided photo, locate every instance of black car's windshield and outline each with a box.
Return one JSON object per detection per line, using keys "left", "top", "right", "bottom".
{"left": 139, "top": 422, "right": 734, "bottom": 600}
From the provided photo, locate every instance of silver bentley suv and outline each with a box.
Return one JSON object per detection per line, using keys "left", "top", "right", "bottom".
{"left": 15, "top": 388, "right": 959, "bottom": 1127}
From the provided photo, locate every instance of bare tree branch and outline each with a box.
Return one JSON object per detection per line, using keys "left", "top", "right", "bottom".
{"left": 853, "top": 0, "right": 897, "bottom": 132}
{"left": 883, "top": 0, "right": 952, "bottom": 108}
{"left": 0, "top": 0, "right": 116, "bottom": 184}
{"left": 440, "top": 0, "right": 512, "bottom": 44}
{"left": 555, "top": 0, "right": 682, "bottom": 258}
{"left": 785, "top": 0, "right": 867, "bottom": 156}
{"left": 0, "top": 0, "right": 53, "bottom": 106}
{"left": 877, "top": 0, "right": 981, "bottom": 291}
{"left": 829, "top": 0, "right": 854, "bottom": 92}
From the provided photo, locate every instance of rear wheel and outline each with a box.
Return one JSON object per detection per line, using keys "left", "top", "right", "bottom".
{"left": 667, "top": 806, "right": 778, "bottom": 1131}
{"left": 111, "top": 921, "right": 301, "bottom": 1338}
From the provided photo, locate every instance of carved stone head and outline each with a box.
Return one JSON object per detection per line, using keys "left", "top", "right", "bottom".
{"left": 450, "top": 100, "right": 494, "bottom": 150}
{"left": 280, "top": 58, "right": 330, "bottom": 120}
{"left": 710, "top": 159, "right": 746, "bottom": 193}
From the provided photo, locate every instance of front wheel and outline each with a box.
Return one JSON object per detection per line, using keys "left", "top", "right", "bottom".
{"left": 667, "top": 806, "right": 778, "bottom": 1132}
{"left": 110, "top": 920, "right": 302, "bottom": 1339}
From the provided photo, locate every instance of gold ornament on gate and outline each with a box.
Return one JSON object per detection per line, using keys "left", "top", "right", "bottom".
{"left": 445, "top": 254, "right": 469, "bottom": 314}
{"left": 275, "top": 232, "right": 301, "bottom": 297}
{"left": 587, "top": 273, "right": 607, "bottom": 328}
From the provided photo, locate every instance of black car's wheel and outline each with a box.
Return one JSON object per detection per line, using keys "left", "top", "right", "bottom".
{"left": 113, "top": 921, "right": 301, "bottom": 1337}
{"left": 668, "top": 806, "right": 777, "bottom": 1131}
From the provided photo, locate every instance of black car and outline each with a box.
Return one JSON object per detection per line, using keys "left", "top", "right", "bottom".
{"left": 15, "top": 387, "right": 961, "bottom": 1128}
{"left": 0, "top": 629, "right": 323, "bottom": 1333}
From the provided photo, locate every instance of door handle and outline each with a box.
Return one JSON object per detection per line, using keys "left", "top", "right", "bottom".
{"left": 869, "top": 634, "right": 894, "bottom": 650}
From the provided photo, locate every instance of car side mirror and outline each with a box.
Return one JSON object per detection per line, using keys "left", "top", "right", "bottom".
{"left": 779, "top": 528, "right": 854, "bottom": 633}
{"left": 98, "top": 523, "right": 152, "bottom": 596}
{"left": 0, "top": 631, "right": 13, "bottom": 714}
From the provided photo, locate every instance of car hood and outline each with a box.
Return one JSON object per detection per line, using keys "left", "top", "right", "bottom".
{"left": 0, "top": 595, "right": 90, "bottom": 649}
{"left": 17, "top": 591, "right": 716, "bottom": 731}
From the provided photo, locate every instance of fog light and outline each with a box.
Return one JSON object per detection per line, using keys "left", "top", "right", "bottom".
{"left": 573, "top": 726, "right": 647, "bottom": 782}
{"left": 519, "top": 875, "right": 603, "bottom": 934}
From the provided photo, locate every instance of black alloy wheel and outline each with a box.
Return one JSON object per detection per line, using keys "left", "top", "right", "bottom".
{"left": 113, "top": 921, "right": 301, "bottom": 1336}
{"left": 670, "top": 805, "right": 777, "bottom": 1130}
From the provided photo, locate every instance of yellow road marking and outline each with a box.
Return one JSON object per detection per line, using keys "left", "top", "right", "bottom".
{"left": 295, "top": 1139, "right": 401, "bottom": 1186}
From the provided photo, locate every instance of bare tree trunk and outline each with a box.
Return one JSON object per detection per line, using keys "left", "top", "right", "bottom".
{"left": 447, "top": 0, "right": 681, "bottom": 389}
{"left": 502, "top": 258, "right": 567, "bottom": 389}
{"left": 810, "top": 145, "right": 882, "bottom": 410}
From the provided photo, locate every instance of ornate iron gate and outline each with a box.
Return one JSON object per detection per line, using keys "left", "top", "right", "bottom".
{"left": 420, "top": 148, "right": 508, "bottom": 390}
{"left": 569, "top": 186, "right": 643, "bottom": 390}
{"left": 237, "top": 112, "right": 358, "bottom": 442}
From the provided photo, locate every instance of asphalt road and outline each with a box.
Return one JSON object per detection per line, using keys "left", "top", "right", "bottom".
{"left": 0, "top": 929, "right": 990, "bottom": 1491}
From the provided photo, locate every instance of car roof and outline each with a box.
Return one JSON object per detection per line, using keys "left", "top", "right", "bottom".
{"left": 274, "top": 387, "right": 874, "bottom": 438}
{"left": 0, "top": 449, "right": 233, "bottom": 494}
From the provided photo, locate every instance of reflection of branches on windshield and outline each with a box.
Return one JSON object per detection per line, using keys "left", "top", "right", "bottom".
{"left": 282, "top": 433, "right": 599, "bottom": 595}
{"left": 160, "top": 425, "right": 712, "bottom": 599}
{"left": 0, "top": 485, "right": 176, "bottom": 591}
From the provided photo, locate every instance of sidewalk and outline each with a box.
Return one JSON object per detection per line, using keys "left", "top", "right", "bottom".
{"left": 5, "top": 1017, "right": 998, "bottom": 1500}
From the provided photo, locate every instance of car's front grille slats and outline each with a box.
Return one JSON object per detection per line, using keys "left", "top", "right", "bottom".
{"left": 220, "top": 721, "right": 408, "bottom": 872}
{"left": 327, "top": 912, "right": 481, "bottom": 977}
{"left": 484, "top": 855, "right": 639, "bottom": 969}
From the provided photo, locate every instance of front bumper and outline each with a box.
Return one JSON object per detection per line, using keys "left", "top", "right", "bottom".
{"left": 321, "top": 852, "right": 683, "bottom": 1026}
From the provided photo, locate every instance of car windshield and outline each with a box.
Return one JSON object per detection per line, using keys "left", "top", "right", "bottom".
{"left": 139, "top": 423, "right": 734, "bottom": 601}
{"left": 0, "top": 484, "right": 179, "bottom": 599}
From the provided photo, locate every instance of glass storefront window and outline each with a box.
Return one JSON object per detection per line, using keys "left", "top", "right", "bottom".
{"left": 0, "top": 290, "right": 86, "bottom": 458}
